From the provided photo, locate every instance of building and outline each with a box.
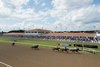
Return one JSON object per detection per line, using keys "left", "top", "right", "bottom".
{"left": 24, "top": 29, "right": 52, "bottom": 36}
{"left": 2, "top": 29, "right": 100, "bottom": 43}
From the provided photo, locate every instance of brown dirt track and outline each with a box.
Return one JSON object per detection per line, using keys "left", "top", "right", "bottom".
{"left": 0, "top": 43, "right": 100, "bottom": 67}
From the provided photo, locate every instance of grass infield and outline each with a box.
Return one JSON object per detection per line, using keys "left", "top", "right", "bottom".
{"left": 0, "top": 37, "right": 100, "bottom": 52}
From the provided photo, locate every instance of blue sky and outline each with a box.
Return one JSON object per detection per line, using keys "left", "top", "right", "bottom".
{"left": 0, "top": 0, "right": 100, "bottom": 32}
{"left": 22, "top": 0, "right": 53, "bottom": 11}
{"left": 93, "top": 0, "right": 100, "bottom": 4}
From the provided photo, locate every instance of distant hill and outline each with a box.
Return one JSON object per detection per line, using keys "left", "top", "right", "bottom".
{"left": 0, "top": 31, "right": 4, "bottom": 35}
{"left": 26, "top": 29, "right": 52, "bottom": 33}
{"left": 8, "top": 29, "right": 100, "bottom": 33}
{"left": 8, "top": 30, "right": 25, "bottom": 33}
{"left": 54, "top": 30, "right": 100, "bottom": 33}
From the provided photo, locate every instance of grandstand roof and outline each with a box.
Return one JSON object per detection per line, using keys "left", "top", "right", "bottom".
{"left": 26, "top": 29, "right": 52, "bottom": 33}
{"left": 4, "top": 32, "right": 96, "bottom": 37}
{"left": 44, "top": 32, "right": 96, "bottom": 37}
{"left": 4, "top": 33, "right": 24, "bottom": 35}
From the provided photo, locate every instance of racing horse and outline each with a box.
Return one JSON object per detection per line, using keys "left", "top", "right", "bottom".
{"left": 31, "top": 45, "right": 39, "bottom": 50}
{"left": 12, "top": 42, "right": 15, "bottom": 46}
{"left": 70, "top": 48, "right": 80, "bottom": 53}
{"left": 52, "top": 47, "right": 60, "bottom": 51}
{"left": 11, "top": 40, "right": 16, "bottom": 46}
{"left": 60, "top": 48, "right": 69, "bottom": 52}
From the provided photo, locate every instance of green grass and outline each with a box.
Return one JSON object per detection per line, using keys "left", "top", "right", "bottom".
{"left": 0, "top": 37, "right": 100, "bottom": 55}
{"left": 0, "top": 37, "right": 63, "bottom": 47}
{"left": 0, "top": 37, "right": 100, "bottom": 49}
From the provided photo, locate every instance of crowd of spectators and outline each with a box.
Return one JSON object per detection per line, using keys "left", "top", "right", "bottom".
{"left": 1, "top": 33, "right": 100, "bottom": 43}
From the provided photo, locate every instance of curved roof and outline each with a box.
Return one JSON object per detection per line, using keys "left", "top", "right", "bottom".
{"left": 44, "top": 32, "right": 96, "bottom": 37}
{"left": 4, "top": 33, "right": 24, "bottom": 35}
{"left": 4, "top": 32, "right": 96, "bottom": 37}
{"left": 26, "top": 29, "right": 52, "bottom": 33}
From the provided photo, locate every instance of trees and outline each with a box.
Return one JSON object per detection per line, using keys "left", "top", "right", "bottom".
{"left": 8, "top": 30, "right": 25, "bottom": 33}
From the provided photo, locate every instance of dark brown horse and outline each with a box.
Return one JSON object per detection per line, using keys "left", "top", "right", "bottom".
{"left": 70, "top": 48, "right": 80, "bottom": 53}
{"left": 60, "top": 48, "right": 69, "bottom": 52}
{"left": 11, "top": 40, "right": 16, "bottom": 46}
{"left": 31, "top": 45, "right": 39, "bottom": 50}
{"left": 52, "top": 47, "right": 60, "bottom": 51}
{"left": 12, "top": 42, "right": 15, "bottom": 46}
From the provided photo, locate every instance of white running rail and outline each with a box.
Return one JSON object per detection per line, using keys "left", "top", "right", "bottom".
{"left": 0, "top": 61, "right": 12, "bottom": 67}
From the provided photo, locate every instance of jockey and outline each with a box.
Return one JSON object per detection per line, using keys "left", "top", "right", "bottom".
{"left": 57, "top": 43, "right": 60, "bottom": 48}
{"left": 63, "top": 44, "right": 69, "bottom": 49}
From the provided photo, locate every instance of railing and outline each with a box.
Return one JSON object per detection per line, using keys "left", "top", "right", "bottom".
{"left": 0, "top": 61, "right": 12, "bottom": 67}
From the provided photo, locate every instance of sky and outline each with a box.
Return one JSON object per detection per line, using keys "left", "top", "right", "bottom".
{"left": 0, "top": 0, "right": 100, "bottom": 32}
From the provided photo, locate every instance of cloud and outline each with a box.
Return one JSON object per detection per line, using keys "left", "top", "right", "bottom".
{"left": 0, "top": 0, "right": 100, "bottom": 31}
{"left": 49, "top": 0, "right": 100, "bottom": 31}
{"left": 6, "top": 0, "right": 29, "bottom": 7}
{"left": 52, "top": 0, "right": 93, "bottom": 10}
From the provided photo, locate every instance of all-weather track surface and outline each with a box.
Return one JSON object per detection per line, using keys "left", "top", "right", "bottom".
{"left": 0, "top": 43, "right": 100, "bottom": 67}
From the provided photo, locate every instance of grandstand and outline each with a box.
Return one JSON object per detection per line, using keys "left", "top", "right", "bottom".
{"left": 25, "top": 29, "right": 52, "bottom": 35}
{"left": 2, "top": 29, "right": 100, "bottom": 43}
